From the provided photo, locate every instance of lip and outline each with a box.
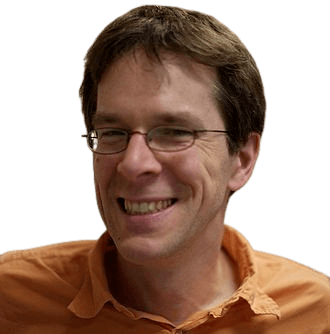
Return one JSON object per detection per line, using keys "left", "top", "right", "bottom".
{"left": 117, "top": 196, "right": 175, "bottom": 202}
{"left": 117, "top": 197, "right": 177, "bottom": 213}
{"left": 120, "top": 199, "right": 177, "bottom": 234}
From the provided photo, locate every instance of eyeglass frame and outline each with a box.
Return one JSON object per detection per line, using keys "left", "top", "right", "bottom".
{"left": 82, "top": 126, "right": 229, "bottom": 155}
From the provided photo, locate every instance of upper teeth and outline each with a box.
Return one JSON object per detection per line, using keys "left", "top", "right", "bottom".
{"left": 124, "top": 199, "right": 173, "bottom": 215}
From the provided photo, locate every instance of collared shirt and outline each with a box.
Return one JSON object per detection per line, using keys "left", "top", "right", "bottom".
{"left": 0, "top": 225, "right": 329, "bottom": 333}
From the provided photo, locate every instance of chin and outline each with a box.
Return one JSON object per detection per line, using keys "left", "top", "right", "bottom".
{"left": 114, "top": 234, "right": 183, "bottom": 267}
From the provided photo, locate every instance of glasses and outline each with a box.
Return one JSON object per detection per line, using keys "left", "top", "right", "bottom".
{"left": 82, "top": 126, "right": 228, "bottom": 155}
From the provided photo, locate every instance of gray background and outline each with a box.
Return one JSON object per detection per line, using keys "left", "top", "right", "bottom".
{"left": 1, "top": 0, "right": 329, "bottom": 276}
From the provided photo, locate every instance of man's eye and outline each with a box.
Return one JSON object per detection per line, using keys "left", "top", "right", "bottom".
{"left": 102, "top": 129, "right": 126, "bottom": 137}
{"left": 156, "top": 127, "right": 192, "bottom": 137}
{"left": 99, "top": 129, "right": 127, "bottom": 144}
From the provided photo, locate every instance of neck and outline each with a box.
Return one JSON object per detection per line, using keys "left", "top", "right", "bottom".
{"left": 111, "top": 235, "right": 238, "bottom": 326}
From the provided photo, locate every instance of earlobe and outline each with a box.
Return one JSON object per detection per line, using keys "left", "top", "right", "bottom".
{"left": 228, "top": 132, "right": 260, "bottom": 192}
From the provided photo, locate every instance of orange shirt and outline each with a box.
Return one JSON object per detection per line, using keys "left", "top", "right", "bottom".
{"left": 0, "top": 225, "right": 329, "bottom": 333}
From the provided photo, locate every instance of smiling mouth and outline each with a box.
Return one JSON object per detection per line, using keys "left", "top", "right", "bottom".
{"left": 117, "top": 198, "right": 177, "bottom": 215}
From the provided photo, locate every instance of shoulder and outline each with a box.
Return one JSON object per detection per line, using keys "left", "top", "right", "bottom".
{"left": 0, "top": 240, "right": 98, "bottom": 327}
{"left": 254, "top": 250, "right": 329, "bottom": 288}
{"left": 254, "top": 250, "right": 330, "bottom": 325}
{"left": 0, "top": 239, "right": 95, "bottom": 268}
{"left": 0, "top": 240, "right": 96, "bottom": 296}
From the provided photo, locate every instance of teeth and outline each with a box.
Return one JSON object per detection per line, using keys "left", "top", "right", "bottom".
{"left": 148, "top": 202, "right": 155, "bottom": 211}
{"left": 124, "top": 199, "right": 174, "bottom": 215}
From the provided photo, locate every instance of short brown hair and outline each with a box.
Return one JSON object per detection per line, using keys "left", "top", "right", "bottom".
{"left": 79, "top": 5, "right": 265, "bottom": 153}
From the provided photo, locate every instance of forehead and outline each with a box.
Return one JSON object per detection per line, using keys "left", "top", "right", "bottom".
{"left": 95, "top": 49, "right": 223, "bottom": 128}
{"left": 100, "top": 48, "right": 217, "bottom": 85}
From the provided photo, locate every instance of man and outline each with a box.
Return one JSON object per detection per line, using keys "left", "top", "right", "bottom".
{"left": 0, "top": 5, "right": 329, "bottom": 333}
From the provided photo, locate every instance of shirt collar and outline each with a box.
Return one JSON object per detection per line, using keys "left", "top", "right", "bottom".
{"left": 68, "top": 225, "right": 280, "bottom": 320}
{"left": 211, "top": 225, "right": 280, "bottom": 319}
{"left": 67, "top": 232, "right": 115, "bottom": 318}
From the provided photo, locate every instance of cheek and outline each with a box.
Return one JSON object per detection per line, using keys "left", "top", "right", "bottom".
{"left": 166, "top": 149, "right": 230, "bottom": 225}
{"left": 165, "top": 152, "right": 200, "bottom": 183}
{"left": 93, "top": 156, "right": 117, "bottom": 187}
{"left": 163, "top": 150, "right": 214, "bottom": 198}
{"left": 177, "top": 146, "right": 231, "bottom": 200}
{"left": 93, "top": 156, "right": 116, "bottom": 204}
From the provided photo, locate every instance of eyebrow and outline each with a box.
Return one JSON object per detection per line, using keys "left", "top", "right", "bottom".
{"left": 155, "top": 111, "right": 205, "bottom": 128}
{"left": 92, "top": 113, "right": 119, "bottom": 127}
{"left": 92, "top": 111, "right": 206, "bottom": 129}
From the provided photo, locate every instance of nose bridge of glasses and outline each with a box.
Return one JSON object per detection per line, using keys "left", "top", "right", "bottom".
{"left": 129, "top": 130, "right": 149, "bottom": 137}
{"left": 127, "top": 130, "right": 152, "bottom": 148}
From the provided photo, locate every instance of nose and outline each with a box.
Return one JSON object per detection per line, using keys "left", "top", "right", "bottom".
{"left": 116, "top": 132, "right": 162, "bottom": 181}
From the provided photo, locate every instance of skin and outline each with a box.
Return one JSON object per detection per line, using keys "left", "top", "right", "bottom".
{"left": 93, "top": 49, "right": 260, "bottom": 325}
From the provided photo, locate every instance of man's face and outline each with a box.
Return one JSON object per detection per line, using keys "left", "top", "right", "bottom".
{"left": 93, "top": 50, "right": 239, "bottom": 265}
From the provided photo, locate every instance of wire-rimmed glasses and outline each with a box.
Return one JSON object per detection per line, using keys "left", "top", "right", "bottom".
{"left": 82, "top": 126, "right": 228, "bottom": 155}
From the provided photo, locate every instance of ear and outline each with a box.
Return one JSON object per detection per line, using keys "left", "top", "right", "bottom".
{"left": 228, "top": 132, "right": 260, "bottom": 192}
